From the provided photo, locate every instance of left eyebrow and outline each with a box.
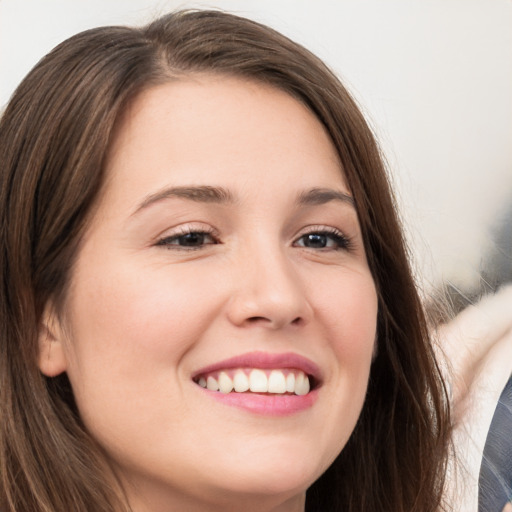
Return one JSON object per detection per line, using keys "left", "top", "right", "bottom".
{"left": 131, "top": 185, "right": 235, "bottom": 216}
{"left": 296, "top": 188, "right": 355, "bottom": 208}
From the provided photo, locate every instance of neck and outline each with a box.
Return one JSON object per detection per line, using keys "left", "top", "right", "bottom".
{"left": 122, "top": 484, "right": 306, "bottom": 512}
{"left": 114, "top": 472, "right": 307, "bottom": 512}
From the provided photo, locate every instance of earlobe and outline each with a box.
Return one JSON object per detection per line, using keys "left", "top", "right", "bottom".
{"left": 38, "top": 305, "right": 69, "bottom": 377}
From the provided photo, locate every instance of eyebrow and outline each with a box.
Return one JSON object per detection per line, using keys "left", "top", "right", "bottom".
{"left": 132, "top": 185, "right": 354, "bottom": 216}
{"left": 296, "top": 188, "right": 355, "bottom": 207}
{"left": 133, "top": 185, "right": 235, "bottom": 215}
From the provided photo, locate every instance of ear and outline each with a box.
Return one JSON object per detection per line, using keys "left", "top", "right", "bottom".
{"left": 38, "top": 303, "right": 69, "bottom": 377}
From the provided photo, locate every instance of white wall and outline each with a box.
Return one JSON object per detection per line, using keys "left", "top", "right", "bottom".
{"left": 1, "top": 0, "right": 511, "bottom": 291}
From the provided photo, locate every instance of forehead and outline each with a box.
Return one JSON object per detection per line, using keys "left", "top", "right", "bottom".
{"left": 102, "top": 74, "right": 348, "bottom": 209}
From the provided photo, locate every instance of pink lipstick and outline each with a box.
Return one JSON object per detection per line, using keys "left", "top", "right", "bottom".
{"left": 192, "top": 351, "right": 321, "bottom": 416}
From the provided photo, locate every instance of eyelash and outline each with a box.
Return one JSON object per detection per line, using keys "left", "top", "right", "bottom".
{"left": 294, "top": 227, "right": 353, "bottom": 252}
{"left": 155, "top": 226, "right": 219, "bottom": 251}
{"left": 155, "top": 226, "right": 352, "bottom": 252}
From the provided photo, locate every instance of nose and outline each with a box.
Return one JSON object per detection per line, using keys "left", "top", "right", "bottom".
{"left": 226, "top": 247, "right": 313, "bottom": 330}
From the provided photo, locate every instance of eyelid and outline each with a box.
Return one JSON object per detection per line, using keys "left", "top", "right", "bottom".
{"left": 293, "top": 225, "right": 353, "bottom": 251}
{"left": 154, "top": 223, "right": 220, "bottom": 249}
{"left": 152, "top": 223, "right": 353, "bottom": 252}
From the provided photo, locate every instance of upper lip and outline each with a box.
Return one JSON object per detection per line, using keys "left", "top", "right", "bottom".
{"left": 192, "top": 351, "right": 322, "bottom": 383}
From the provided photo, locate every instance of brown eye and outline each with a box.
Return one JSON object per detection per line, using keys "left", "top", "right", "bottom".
{"left": 175, "top": 232, "right": 210, "bottom": 247}
{"left": 157, "top": 231, "right": 216, "bottom": 249}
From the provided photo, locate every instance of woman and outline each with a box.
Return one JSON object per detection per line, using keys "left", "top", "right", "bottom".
{"left": 0, "top": 10, "right": 450, "bottom": 512}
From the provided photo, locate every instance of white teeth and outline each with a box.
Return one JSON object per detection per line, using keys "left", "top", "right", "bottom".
{"left": 285, "top": 373, "right": 295, "bottom": 393}
{"left": 233, "top": 370, "right": 250, "bottom": 392}
{"left": 295, "top": 372, "right": 310, "bottom": 396}
{"left": 198, "top": 369, "right": 311, "bottom": 396}
{"left": 295, "top": 372, "right": 304, "bottom": 392}
{"left": 249, "top": 369, "right": 268, "bottom": 392}
{"left": 218, "top": 372, "right": 234, "bottom": 394}
{"left": 206, "top": 376, "right": 219, "bottom": 391}
{"left": 268, "top": 370, "right": 287, "bottom": 394}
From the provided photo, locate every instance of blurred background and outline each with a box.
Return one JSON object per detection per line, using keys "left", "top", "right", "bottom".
{"left": 1, "top": 0, "right": 511, "bottom": 299}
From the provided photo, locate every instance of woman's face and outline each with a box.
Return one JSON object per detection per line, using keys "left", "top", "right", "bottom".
{"left": 43, "top": 76, "right": 378, "bottom": 511}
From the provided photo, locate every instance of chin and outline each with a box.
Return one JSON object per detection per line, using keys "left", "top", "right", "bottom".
{"left": 205, "top": 452, "right": 326, "bottom": 499}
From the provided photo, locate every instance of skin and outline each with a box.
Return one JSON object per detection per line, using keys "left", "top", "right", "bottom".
{"left": 39, "top": 75, "right": 378, "bottom": 512}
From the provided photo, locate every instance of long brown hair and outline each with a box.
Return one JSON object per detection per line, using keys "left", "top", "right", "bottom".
{"left": 0, "top": 10, "right": 451, "bottom": 511}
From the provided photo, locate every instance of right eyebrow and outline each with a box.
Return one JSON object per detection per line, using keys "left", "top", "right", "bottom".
{"left": 296, "top": 187, "right": 355, "bottom": 208}
{"left": 131, "top": 185, "right": 235, "bottom": 216}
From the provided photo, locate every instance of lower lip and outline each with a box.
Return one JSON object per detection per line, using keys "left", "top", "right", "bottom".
{"left": 201, "top": 388, "right": 319, "bottom": 416}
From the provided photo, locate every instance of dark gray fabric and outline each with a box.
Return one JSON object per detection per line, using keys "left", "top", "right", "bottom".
{"left": 479, "top": 376, "right": 512, "bottom": 512}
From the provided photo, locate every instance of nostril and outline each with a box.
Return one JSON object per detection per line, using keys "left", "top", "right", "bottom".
{"left": 245, "top": 315, "right": 304, "bottom": 328}
{"left": 247, "top": 316, "right": 270, "bottom": 324}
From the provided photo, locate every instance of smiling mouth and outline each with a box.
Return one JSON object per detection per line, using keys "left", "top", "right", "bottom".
{"left": 193, "top": 368, "right": 314, "bottom": 396}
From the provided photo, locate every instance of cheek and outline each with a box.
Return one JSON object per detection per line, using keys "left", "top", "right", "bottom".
{"left": 310, "top": 268, "right": 377, "bottom": 435}
{"left": 313, "top": 267, "right": 377, "bottom": 354}
{"left": 68, "top": 260, "right": 216, "bottom": 351}
{"left": 334, "top": 275, "right": 377, "bottom": 400}
{"left": 62, "top": 260, "right": 222, "bottom": 414}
